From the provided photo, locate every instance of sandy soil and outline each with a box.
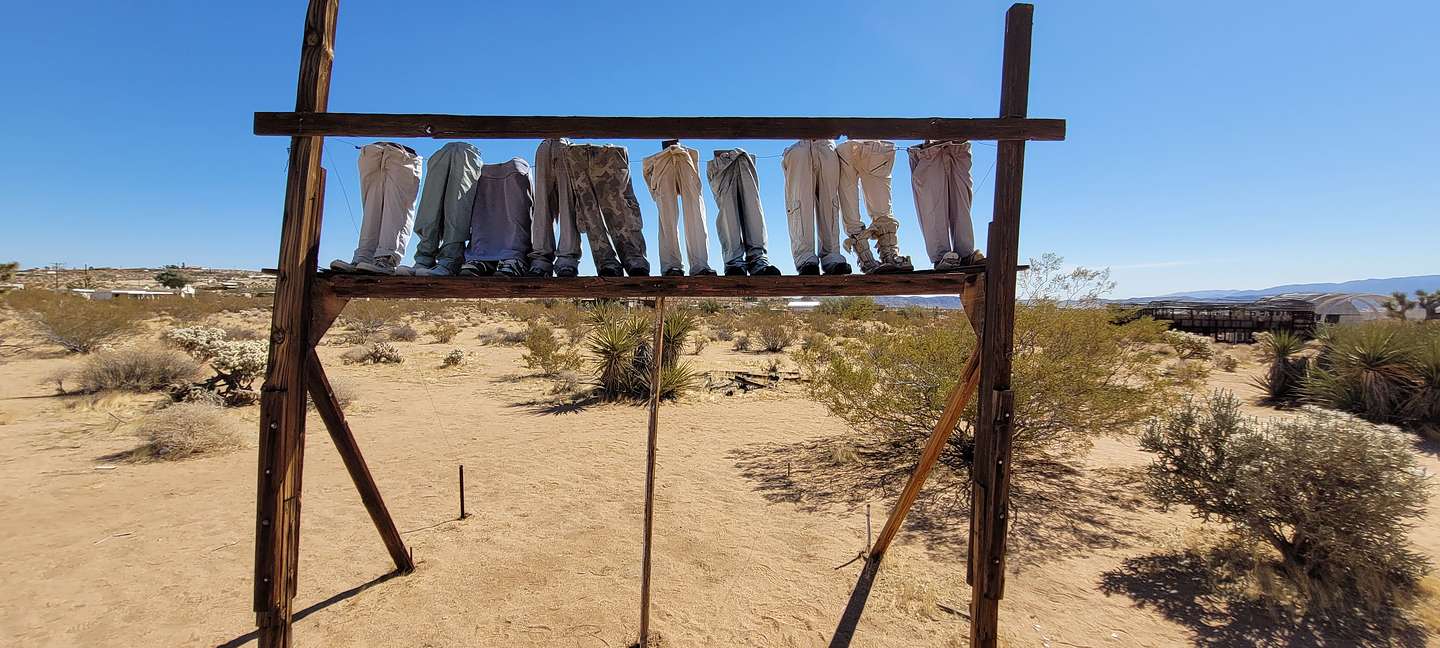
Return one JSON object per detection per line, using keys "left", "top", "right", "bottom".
{"left": 0, "top": 321, "right": 1436, "bottom": 647}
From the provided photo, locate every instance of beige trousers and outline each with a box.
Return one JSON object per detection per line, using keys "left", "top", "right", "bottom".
{"left": 836, "top": 139, "right": 901, "bottom": 266}
{"left": 782, "top": 139, "right": 844, "bottom": 268}
{"left": 642, "top": 145, "right": 711, "bottom": 274}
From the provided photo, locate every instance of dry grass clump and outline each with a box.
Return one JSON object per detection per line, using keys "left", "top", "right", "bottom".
{"left": 1214, "top": 353, "right": 1240, "bottom": 372}
{"left": 4, "top": 290, "right": 142, "bottom": 353}
{"left": 131, "top": 403, "right": 242, "bottom": 461}
{"left": 73, "top": 346, "right": 199, "bottom": 393}
{"left": 442, "top": 349, "right": 466, "bottom": 367}
{"left": 341, "top": 341, "right": 403, "bottom": 365}
{"left": 428, "top": 321, "right": 460, "bottom": 343}
{"left": 478, "top": 326, "right": 528, "bottom": 346}
{"left": 388, "top": 324, "right": 418, "bottom": 342}
{"left": 341, "top": 300, "right": 402, "bottom": 339}
{"left": 744, "top": 311, "right": 798, "bottom": 352}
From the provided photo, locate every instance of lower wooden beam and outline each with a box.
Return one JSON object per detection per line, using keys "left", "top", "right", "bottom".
{"left": 305, "top": 350, "right": 415, "bottom": 574}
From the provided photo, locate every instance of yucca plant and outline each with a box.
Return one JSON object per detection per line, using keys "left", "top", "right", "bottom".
{"left": 1252, "top": 329, "right": 1309, "bottom": 403}
{"left": 661, "top": 309, "right": 699, "bottom": 367}
{"left": 584, "top": 306, "right": 700, "bottom": 401}
{"left": 1303, "top": 325, "right": 1415, "bottom": 422}
{"left": 1400, "top": 338, "right": 1440, "bottom": 426}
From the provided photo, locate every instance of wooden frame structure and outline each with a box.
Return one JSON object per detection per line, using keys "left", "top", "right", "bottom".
{"left": 251, "top": 3, "right": 1061, "bottom": 646}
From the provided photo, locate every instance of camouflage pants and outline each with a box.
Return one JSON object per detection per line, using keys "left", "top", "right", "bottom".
{"left": 565, "top": 144, "right": 649, "bottom": 273}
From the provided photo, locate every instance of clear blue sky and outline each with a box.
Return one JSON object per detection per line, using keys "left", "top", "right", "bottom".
{"left": 1, "top": 1, "right": 1435, "bottom": 297}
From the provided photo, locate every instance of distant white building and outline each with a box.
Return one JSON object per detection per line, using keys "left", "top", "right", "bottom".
{"left": 786, "top": 300, "right": 821, "bottom": 311}
{"left": 77, "top": 286, "right": 195, "bottom": 300}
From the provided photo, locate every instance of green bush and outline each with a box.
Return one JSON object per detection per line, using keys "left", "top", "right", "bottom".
{"left": 816, "top": 296, "right": 881, "bottom": 319}
{"left": 1141, "top": 392, "right": 1430, "bottom": 602}
{"left": 1163, "top": 330, "right": 1213, "bottom": 360}
{"left": 584, "top": 307, "right": 698, "bottom": 401}
{"left": 521, "top": 322, "right": 582, "bottom": 377}
{"left": 442, "top": 349, "right": 465, "bottom": 367}
{"left": 798, "top": 303, "right": 1175, "bottom": 470}
{"left": 745, "top": 310, "right": 797, "bottom": 352}
{"left": 1303, "top": 322, "right": 1440, "bottom": 429}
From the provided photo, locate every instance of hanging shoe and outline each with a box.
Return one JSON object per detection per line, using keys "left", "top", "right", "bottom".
{"left": 597, "top": 264, "right": 624, "bottom": 277}
{"left": 750, "top": 264, "right": 782, "bottom": 276}
{"left": 329, "top": 258, "right": 363, "bottom": 273}
{"left": 724, "top": 265, "right": 748, "bottom": 277}
{"left": 662, "top": 268, "right": 685, "bottom": 277}
{"left": 555, "top": 265, "right": 579, "bottom": 278}
{"left": 692, "top": 268, "right": 718, "bottom": 277}
{"left": 796, "top": 262, "right": 820, "bottom": 276}
{"left": 934, "top": 251, "right": 965, "bottom": 272}
{"left": 822, "top": 261, "right": 852, "bottom": 276}
{"left": 960, "top": 250, "right": 986, "bottom": 267}
{"left": 356, "top": 257, "right": 401, "bottom": 275}
{"left": 460, "top": 261, "right": 496, "bottom": 277}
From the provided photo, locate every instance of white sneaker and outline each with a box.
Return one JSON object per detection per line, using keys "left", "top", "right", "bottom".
{"left": 355, "top": 257, "right": 400, "bottom": 275}
{"left": 329, "top": 258, "right": 361, "bottom": 272}
{"left": 934, "top": 252, "right": 964, "bottom": 271}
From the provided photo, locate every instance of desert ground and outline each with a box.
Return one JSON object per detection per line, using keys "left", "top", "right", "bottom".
{"left": 1, "top": 304, "right": 1437, "bottom": 647}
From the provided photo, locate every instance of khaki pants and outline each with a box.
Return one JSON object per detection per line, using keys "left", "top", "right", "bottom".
{"left": 836, "top": 139, "right": 901, "bottom": 268}
{"left": 642, "top": 145, "right": 711, "bottom": 275}
{"left": 529, "top": 138, "right": 582, "bottom": 275}
{"left": 908, "top": 141, "right": 976, "bottom": 264}
{"left": 782, "top": 139, "right": 844, "bottom": 268}
{"left": 354, "top": 142, "right": 422, "bottom": 264}
{"left": 414, "top": 142, "right": 481, "bottom": 273}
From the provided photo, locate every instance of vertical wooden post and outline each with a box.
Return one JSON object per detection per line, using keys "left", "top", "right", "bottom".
{"left": 968, "top": 4, "right": 1032, "bottom": 647}
{"left": 639, "top": 297, "right": 668, "bottom": 646}
{"left": 254, "top": 1, "right": 339, "bottom": 646}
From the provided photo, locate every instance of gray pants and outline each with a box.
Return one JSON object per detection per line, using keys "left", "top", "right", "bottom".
{"left": 465, "top": 158, "right": 533, "bottom": 265}
{"left": 414, "top": 142, "right": 481, "bottom": 273}
{"left": 782, "top": 139, "right": 845, "bottom": 268}
{"left": 642, "top": 145, "right": 711, "bottom": 275}
{"left": 908, "top": 142, "right": 975, "bottom": 264}
{"left": 529, "top": 138, "right": 581, "bottom": 275}
{"left": 566, "top": 144, "right": 649, "bottom": 273}
{"left": 707, "top": 150, "right": 772, "bottom": 273}
{"left": 353, "top": 142, "right": 422, "bottom": 264}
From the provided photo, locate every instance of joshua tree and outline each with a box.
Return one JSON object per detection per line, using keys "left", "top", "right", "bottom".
{"left": 1385, "top": 291, "right": 1413, "bottom": 321}
{"left": 1415, "top": 289, "right": 1440, "bottom": 321}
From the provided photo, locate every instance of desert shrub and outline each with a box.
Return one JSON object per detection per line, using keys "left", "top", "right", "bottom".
{"left": 442, "top": 349, "right": 465, "bottom": 367}
{"left": 712, "top": 324, "right": 735, "bottom": 342}
{"left": 429, "top": 321, "right": 460, "bottom": 344}
{"left": 8, "top": 291, "right": 141, "bottom": 353}
{"left": 221, "top": 326, "right": 262, "bottom": 341}
{"left": 388, "top": 324, "right": 418, "bottom": 342}
{"left": 817, "top": 296, "right": 882, "bottom": 319}
{"left": 1172, "top": 360, "right": 1211, "bottom": 384}
{"left": 1141, "top": 392, "right": 1430, "bottom": 603}
{"left": 341, "top": 300, "right": 402, "bottom": 338}
{"left": 799, "top": 303, "right": 1173, "bottom": 471}
{"left": 478, "top": 327, "right": 527, "bottom": 346}
{"left": 74, "top": 347, "right": 199, "bottom": 393}
{"left": 1214, "top": 353, "right": 1239, "bottom": 372}
{"left": 1163, "top": 330, "right": 1213, "bottom": 360}
{"left": 696, "top": 299, "right": 724, "bottom": 315}
{"left": 689, "top": 335, "right": 708, "bottom": 355}
{"left": 1303, "top": 322, "right": 1440, "bottom": 429}
{"left": 521, "top": 322, "right": 583, "bottom": 377}
{"left": 342, "top": 341, "right": 403, "bottom": 365}
{"left": 164, "top": 326, "right": 229, "bottom": 359}
{"left": 162, "top": 327, "right": 266, "bottom": 405}
{"left": 732, "top": 334, "right": 752, "bottom": 352}
{"left": 1252, "top": 330, "right": 1309, "bottom": 403}
{"left": 585, "top": 307, "right": 698, "bottom": 401}
{"left": 132, "top": 403, "right": 242, "bottom": 460}
{"left": 745, "top": 311, "right": 797, "bottom": 352}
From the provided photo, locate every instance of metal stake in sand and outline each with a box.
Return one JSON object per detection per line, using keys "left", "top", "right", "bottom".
{"left": 459, "top": 465, "right": 469, "bottom": 520}
{"left": 639, "top": 296, "right": 667, "bottom": 646}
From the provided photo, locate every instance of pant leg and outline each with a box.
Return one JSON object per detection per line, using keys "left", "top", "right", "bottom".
{"left": 529, "top": 139, "right": 559, "bottom": 272}
{"left": 552, "top": 144, "right": 582, "bottom": 272}
{"left": 859, "top": 141, "right": 900, "bottom": 253}
{"left": 566, "top": 145, "right": 621, "bottom": 270}
{"left": 835, "top": 140, "right": 867, "bottom": 240}
{"left": 813, "top": 140, "right": 845, "bottom": 267}
{"left": 944, "top": 143, "right": 976, "bottom": 257}
{"left": 733, "top": 151, "right": 772, "bottom": 270}
{"left": 375, "top": 145, "right": 421, "bottom": 262}
{"left": 782, "top": 141, "right": 818, "bottom": 267}
{"left": 595, "top": 146, "right": 648, "bottom": 271}
{"left": 643, "top": 150, "right": 683, "bottom": 273}
{"left": 707, "top": 154, "right": 746, "bottom": 271}
{"left": 412, "top": 144, "right": 452, "bottom": 269}
{"left": 439, "top": 143, "right": 481, "bottom": 272}
{"left": 909, "top": 146, "right": 954, "bottom": 264}
{"left": 353, "top": 144, "right": 387, "bottom": 263}
{"left": 678, "top": 147, "right": 710, "bottom": 273}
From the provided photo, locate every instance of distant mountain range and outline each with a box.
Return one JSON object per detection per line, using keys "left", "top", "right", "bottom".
{"left": 870, "top": 274, "right": 1440, "bottom": 310}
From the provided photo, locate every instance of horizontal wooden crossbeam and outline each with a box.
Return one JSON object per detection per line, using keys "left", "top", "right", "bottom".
{"left": 309, "top": 267, "right": 1024, "bottom": 299}
{"left": 254, "top": 112, "right": 1066, "bottom": 141}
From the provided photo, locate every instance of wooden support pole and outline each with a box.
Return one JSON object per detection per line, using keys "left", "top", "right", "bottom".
{"left": 639, "top": 297, "right": 668, "bottom": 646}
{"left": 254, "top": 0, "right": 338, "bottom": 646}
{"left": 305, "top": 349, "right": 415, "bottom": 574}
{"left": 868, "top": 350, "right": 981, "bottom": 561}
{"left": 968, "top": 4, "right": 1033, "bottom": 647}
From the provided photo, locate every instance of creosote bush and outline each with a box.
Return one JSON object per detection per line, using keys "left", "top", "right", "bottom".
{"left": 1141, "top": 391, "right": 1430, "bottom": 605}
{"left": 132, "top": 403, "right": 243, "bottom": 461}
{"left": 74, "top": 347, "right": 199, "bottom": 393}
{"left": 429, "top": 321, "right": 460, "bottom": 344}
{"left": 1163, "top": 329, "right": 1214, "bottom": 360}
{"left": 521, "top": 322, "right": 582, "bottom": 377}
{"left": 745, "top": 310, "right": 798, "bottom": 352}
{"left": 388, "top": 324, "right": 418, "bottom": 342}
{"left": 5, "top": 291, "right": 141, "bottom": 353}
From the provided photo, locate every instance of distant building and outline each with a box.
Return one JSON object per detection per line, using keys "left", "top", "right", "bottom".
{"left": 786, "top": 300, "right": 821, "bottom": 312}
{"left": 1257, "top": 292, "right": 1412, "bottom": 324}
{"left": 76, "top": 286, "right": 195, "bottom": 300}
{"left": 1131, "top": 299, "right": 1318, "bottom": 342}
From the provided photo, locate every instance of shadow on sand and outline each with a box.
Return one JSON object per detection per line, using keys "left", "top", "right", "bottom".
{"left": 215, "top": 570, "right": 403, "bottom": 647}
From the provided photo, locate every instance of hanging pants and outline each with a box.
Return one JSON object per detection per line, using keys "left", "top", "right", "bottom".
{"left": 354, "top": 142, "right": 422, "bottom": 264}
{"left": 413, "top": 142, "right": 481, "bottom": 273}
{"left": 782, "top": 139, "right": 845, "bottom": 269}
{"left": 707, "top": 149, "right": 773, "bottom": 274}
{"left": 908, "top": 141, "right": 976, "bottom": 264}
{"left": 836, "top": 139, "right": 901, "bottom": 264}
{"left": 464, "top": 157, "right": 534, "bottom": 268}
{"left": 642, "top": 145, "right": 711, "bottom": 275}
{"left": 529, "top": 138, "right": 582, "bottom": 275}
{"left": 566, "top": 144, "right": 649, "bottom": 273}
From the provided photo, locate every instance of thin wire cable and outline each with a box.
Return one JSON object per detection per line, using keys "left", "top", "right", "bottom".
{"left": 323, "top": 149, "right": 360, "bottom": 236}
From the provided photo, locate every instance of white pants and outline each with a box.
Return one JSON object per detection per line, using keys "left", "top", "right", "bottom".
{"left": 836, "top": 140, "right": 901, "bottom": 257}
{"left": 642, "top": 145, "right": 711, "bottom": 274}
{"left": 782, "top": 139, "right": 844, "bottom": 268}
{"left": 908, "top": 141, "right": 975, "bottom": 264}
{"left": 354, "top": 142, "right": 422, "bottom": 264}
